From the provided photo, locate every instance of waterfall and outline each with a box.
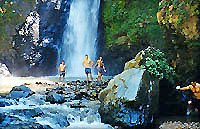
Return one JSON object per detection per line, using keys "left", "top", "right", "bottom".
{"left": 61, "top": 0, "right": 100, "bottom": 77}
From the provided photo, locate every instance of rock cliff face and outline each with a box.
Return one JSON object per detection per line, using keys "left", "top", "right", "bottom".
{"left": 0, "top": 0, "right": 70, "bottom": 76}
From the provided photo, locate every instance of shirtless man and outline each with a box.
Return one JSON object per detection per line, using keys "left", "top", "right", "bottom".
{"left": 96, "top": 57, "right": 106, "bottom": 81}
{"left": 82, "top": 55, "right": 93, "bottom": 84}
{"left": 58, "top": 60, "right": 66, "bottom": 81}
{"left": 177, "top": 82, "right": 200, "bottom": 114}
{"left": 177, "top": 82, "right": 200, "bottom": 99}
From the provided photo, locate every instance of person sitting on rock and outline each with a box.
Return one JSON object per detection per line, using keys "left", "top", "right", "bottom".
{"left": 58, "top": 60, "right": 66, "bottom": 81}
{"left": 176, "top": 82, "right": 200, "bottom": 116}
{"left": 82, "top": 54, "right": 93, "bottom": 85}
{"left": 95, "top": 57, "right": 106, "bottom": 81}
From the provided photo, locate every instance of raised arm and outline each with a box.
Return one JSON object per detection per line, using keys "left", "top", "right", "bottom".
{"left": 82, "top": 60, "right": 85, "bottom": 67}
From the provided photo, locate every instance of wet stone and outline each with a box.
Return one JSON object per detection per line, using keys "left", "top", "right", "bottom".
{"left": 0, "top": 98, "right": 11, "bottom": 107}
{"left": 46, "top": 92, "right": 65, "bottom": 104}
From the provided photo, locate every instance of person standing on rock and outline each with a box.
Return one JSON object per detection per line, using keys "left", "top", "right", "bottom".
{"left": 58, "top": 60, "right": 66, "bottom": 81}
{"left": 82, "top": 54, "right": 94, "bottom": 85}
{"left": 96, "top": 56, "right": 106, "bottom": 81}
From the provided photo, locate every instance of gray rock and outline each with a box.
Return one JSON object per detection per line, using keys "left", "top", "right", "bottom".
{"left": 13, "top": 107, "right": 44, "bottom": 118}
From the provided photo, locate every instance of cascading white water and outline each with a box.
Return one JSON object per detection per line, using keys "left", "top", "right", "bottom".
{"left": 62, "top": 0, "right": 100, "bottom": 77}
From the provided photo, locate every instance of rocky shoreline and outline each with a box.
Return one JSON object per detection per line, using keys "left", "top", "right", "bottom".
{"left": 0, "top": 79, "right": 113, "bottom": 129}
{"left": 1, "top": 78, "right": 200, "bottom": 129}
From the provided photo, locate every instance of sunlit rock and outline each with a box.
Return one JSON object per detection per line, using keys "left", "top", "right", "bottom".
{"left": 99, "top": 68, "right": 145, "bottom": 103}
{"left": 0, "top": 63, "right": 11, "bottom": 77}
{"left": 124, "top": 50, "right": 145, "bottom": 70}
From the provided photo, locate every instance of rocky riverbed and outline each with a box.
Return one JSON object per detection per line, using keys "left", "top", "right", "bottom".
{"left": 0, "top": 77, "right": 113, "bottom": 129}
{"left": 159, "top": 121, "right": 200, "bottom": 129}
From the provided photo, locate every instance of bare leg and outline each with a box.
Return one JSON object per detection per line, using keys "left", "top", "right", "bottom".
{"left": 90, "top": 74, "right": 93, "bottom": 81}
{"left": 86, "top": 73, "right": 89, "bottom": 85}
{"left": 59, "top": 75, "right": 61, "bottom": 82}
{"left": 97, "top": 72, "right": 101, "bottom": 81}
{"left": 61, "top": 76, "right": 64, "bottom": 82}
{"left": 100, "top": 73, "right": 102, "bottom": 81}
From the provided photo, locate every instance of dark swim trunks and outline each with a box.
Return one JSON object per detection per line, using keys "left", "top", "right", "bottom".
{"left": 85, "top": 68, "right": 91, "bottom": 74}
{"left": 60, "top": 71, "right": 65, "bottom": 77}
{"left": 97, "top": 67, "right": 104, "bottom": 73}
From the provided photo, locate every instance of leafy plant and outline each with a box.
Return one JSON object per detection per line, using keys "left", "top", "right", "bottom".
{"left": 141, "top": 47, "right": 175, "bottom": 80}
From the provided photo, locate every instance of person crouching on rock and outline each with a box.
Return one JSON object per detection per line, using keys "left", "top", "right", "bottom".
{"left": 176, "top": 82, "right": 200, "bottom": 116}
{"left": 95, "top": 56, "right": 106, "bottom": 81}
{"left": 58, "top": 60, "right": 66, "bottom": 82}
{"left": 82, "top": 54, "right": 94, "bottom": 85}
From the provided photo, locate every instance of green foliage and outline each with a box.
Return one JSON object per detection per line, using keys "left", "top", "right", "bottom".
{"left": 103, "top": 0, "right": 164, "bottom": 47}
{"left": 141, "top": 47, "right": 175, "bottom": 80}
{"left": 157, "top": 0, "right": 199, "bottom": 40}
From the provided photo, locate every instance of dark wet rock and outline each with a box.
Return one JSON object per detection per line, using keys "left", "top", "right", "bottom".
{"left": 52, "top": 114, "right": 70, "bottom": 128}
{"left": 0, "top": 98, "right": 11, "bottom": 107}
{"left": 36, "top": 82, "right": 43, "bottom": 85}
{"left": 56, "top": 90, "right": 64, "bottom": 94}
{"left": 12, "top": 107, "right": 44, "bottom": 118}
{"left": 0, "top": 113, "right": 6, "bottom": 123}
{"left": 0, "top": 114, "right": 22, "bottom": 127}
{"left": 6, "top": 85, "right": 34, "bottom": 99}
{"left": 46, "top": 92, "right": 65, "bottom": 104}
{"left": 70, "top": 101, "right": 86, "bottom": 108}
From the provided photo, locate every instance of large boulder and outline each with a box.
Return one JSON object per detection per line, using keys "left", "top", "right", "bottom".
{"left": 6, "top": 85, "right": 35, "bottom": 99}
{"left": 99, "top": 68, "right": 159, "bottom": 127}
{"left": 0, "top": 63, "right": 11, "bottom": 77}
{"left": 99, "top": 48, "right": 165, "bottom": 128}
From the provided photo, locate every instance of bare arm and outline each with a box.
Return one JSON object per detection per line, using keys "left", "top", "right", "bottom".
{"left": 180, "top": 86, "right": 191, "bottom": 91}
{"left": 58, "top": 66, "right": 60, "bottom": 74}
